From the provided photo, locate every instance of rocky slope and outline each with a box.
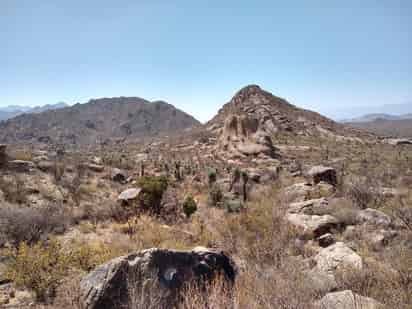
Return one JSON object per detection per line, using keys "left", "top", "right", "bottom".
{"left": 0, "top": 97, "right": 200, "bottom": 145}
{"left": 207, "top": 85, "right": 368, "bottom": 139}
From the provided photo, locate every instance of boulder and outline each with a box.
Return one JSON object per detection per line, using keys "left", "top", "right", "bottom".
{"left": 36, "top": 161, "right": 55, "bottom": 173}
{"left": 288, "top": 198, "right": 329, "bottom": 215}
{"left": 314, "top": 242, "right": 362, "bottom": 274}
{"left": 118, "top": 188, "right": 142, "bottom": 201}
{"left": 80, "top": 247, "right": 236, "bottom": 309}
{"left": 307, "top": 166, "right": 337, "bottom": 186}
{"left": 90, "top": 156, "right": 103, "bottom": 165}
{"left": 356, "top": 208, "right": 391, "bottom": 228}
{"left": 8, "top": 160, "right": 35, "bottom": 172}
{"left": 86, "top": 163, "right": 105, "bottom": 173}
{"left": 283, "top": 182, "right": 316, "bottom": 202}
{"left": 318, "top": 233, "right": 335, "bottom": 248}
{"left": 316, "top": 290, "right": 384, "bottom": 309}
{"left": 111, "top": 168, "right": 128, "bottom": 183}
{"left": 385, "top": 138, "right": 412, "bottom": 146}
{"left": 286, "top": 213, "right": 339, "bottom": 239}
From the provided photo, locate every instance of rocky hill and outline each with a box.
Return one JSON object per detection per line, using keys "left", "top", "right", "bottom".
{"left": 0, "top": 97, "right": 200, "bottom": 145}
{"left": 207, "top": 85, "right": 365, "bottom": 139}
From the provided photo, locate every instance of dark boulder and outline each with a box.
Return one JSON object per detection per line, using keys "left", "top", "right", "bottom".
{"left": 80, "top": 247, "right": 236, "bottom": 309}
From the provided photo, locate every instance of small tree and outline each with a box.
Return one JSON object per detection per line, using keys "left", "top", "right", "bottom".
{"left": 183, "top": 195, "right": 197, "bottom": 218}
{"left": 206, "top": 167, "right": 217, "bottom": 186}
{"left": 137, "top": 176, "right": 168, "bottom": 214}
{"left": 208, "top": 184, "right": 223, "bottom": 207}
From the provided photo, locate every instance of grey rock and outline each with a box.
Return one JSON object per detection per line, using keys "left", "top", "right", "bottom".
{"left": 118, "top": 188, "right": 142, "bottom": 201}
{"left": 318, "top": 233, "right": 335, "bottom": 248}
{"left": 80, "top": 247, "right": 236, "bottom": 309}
{"left": 356, "top": 208, "right": 391, "bottom": 228}
{"left": 307, "top": 166, "right": 337, "bottom": 186}
{"left": 316, "top": 290, "right": 384, "bottom": 309}
{"left": 288, "top": 198, "right": 329, "bottom": 215}
{"left": 314, "top": 242, "right": 362, "bottom": 274}
{"left": 286, "top": 213, "right": 338, "bottom": 239}
{"left": 111, "top": 168, "right": 128, "bottom": 183}
{"left": 8, "top": 160, "right": 35, "bottom": 172}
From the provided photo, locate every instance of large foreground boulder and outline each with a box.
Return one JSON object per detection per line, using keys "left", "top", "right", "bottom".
{"left": 80, "top": 247, "right": 236, "bottom": 309}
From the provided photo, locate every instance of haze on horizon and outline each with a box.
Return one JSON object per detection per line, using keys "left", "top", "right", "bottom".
{"left": 1, "top": 0, "right": 411, "bottom": 122}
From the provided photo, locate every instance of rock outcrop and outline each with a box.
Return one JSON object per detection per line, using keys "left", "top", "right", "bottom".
{"left": 80, "top": 247, "right": 236, "bottom": 309}
{"left": 218, "top": 114, "right": 277, "bottom": 158}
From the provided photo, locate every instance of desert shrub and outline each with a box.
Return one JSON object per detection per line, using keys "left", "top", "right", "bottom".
{"left": 6, "top": 241, "right": 70, "bottom": 302}
{"left": 0, "top": 204, "right": 68, "bottom": 247}
{"left": 182, "top": 195, "right": 197, "bottom": 218}
{"left": 345, "top": 178, "right": 384, "bottom": 209}
{"left": 206, "top": 167, "right": 217, "bottom": 186}
{"left": 137, "top": 176, "right": 168, "bottom": 213}
{"left": 224, "top": 199, "right": 243, "bottom": 213}
{"left": 69, "top": 241, "right": 114, "bottom": 272}
{"left": 0, "top": 175, "right": 27, "bottom": 204}
{"left": 208, "top": 184, "right": 223, "bottom": 207}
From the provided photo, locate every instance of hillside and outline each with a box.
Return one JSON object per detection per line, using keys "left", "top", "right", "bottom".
{"left": 207, "top": 85, "right": 368, "bottom": 139}
{"left": 0, "top": 97, "right": 200, "bottom": 145}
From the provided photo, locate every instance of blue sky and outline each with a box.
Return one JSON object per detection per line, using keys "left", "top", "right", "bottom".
{"left": 1, "top": 1, "right": 411, "bottom": 121}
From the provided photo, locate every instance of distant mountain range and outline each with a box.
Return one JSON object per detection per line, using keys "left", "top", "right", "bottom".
{"left": 0, "top": 102, "right": 68, "bottom": 121}
{"left": 0, "top": 97, "right": 200, "bottom": 145}
{"left": 342, "top": 113, "right": 412, "bottom": 123}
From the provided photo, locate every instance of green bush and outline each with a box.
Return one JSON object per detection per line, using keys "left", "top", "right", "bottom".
{"left": 137, "top": 176, "right": 168, "bottom": 213}
{"left": 224, "top": 199, "right": 243, "bottom": 213}
{"left": 6, "top": 241, "right": 70, "bottom": 302}
{"left": 206, "top": 167, "right": 217, "bottom": 186}
{"left": 208, "top": 184, "right": 223, "bottom": 207}
{"left": 183, "top": 195, "right": 197, "bottom": 218}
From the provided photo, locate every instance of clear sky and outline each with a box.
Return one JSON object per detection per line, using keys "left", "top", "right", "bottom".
{"left": 1, "top": 0, "right": 411, "bottom": 121}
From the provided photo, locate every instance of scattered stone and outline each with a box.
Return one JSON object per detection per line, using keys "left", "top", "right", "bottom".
{"left": 36, "top": 160, "right": 55, "bottom": 172}
{"left": 8, "top": 160, "right": 35, "bottom": 172}
{"left": 385, "top": 138, "right": 412, "bottom": 146}
{"left": 111, "top": 168, "right": 128, "bottom": 183}
{"left": 316, "top": 290, "right": 384, "bottom": 309}
{"left": 90, "top": 156, "right": 103, "bottom": 165}
{"left": 286, "top": 213, "right": 338, "bottom": 239}
{"left": 307, "top": 166, "right": 337, "bottom": 186}
{"left": 86, "top": 163, "right": 105, "bottom": 173}
{"left": 314, "top": 242, "right": 362, "bottom": 274}
{"left": 80, "top": 247, "right": 236, "bottom": 309}
{"left": 318, "top": 233, "right": 335, "bottom": 248}
{"left": 288, "top": 198, "right": 329, "bottom": 215}
{"left": 118, "top": 188, "right": 142, "bottom": 202}
{"left": 356, "top": 208, "right": 391, "bottom": 228}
